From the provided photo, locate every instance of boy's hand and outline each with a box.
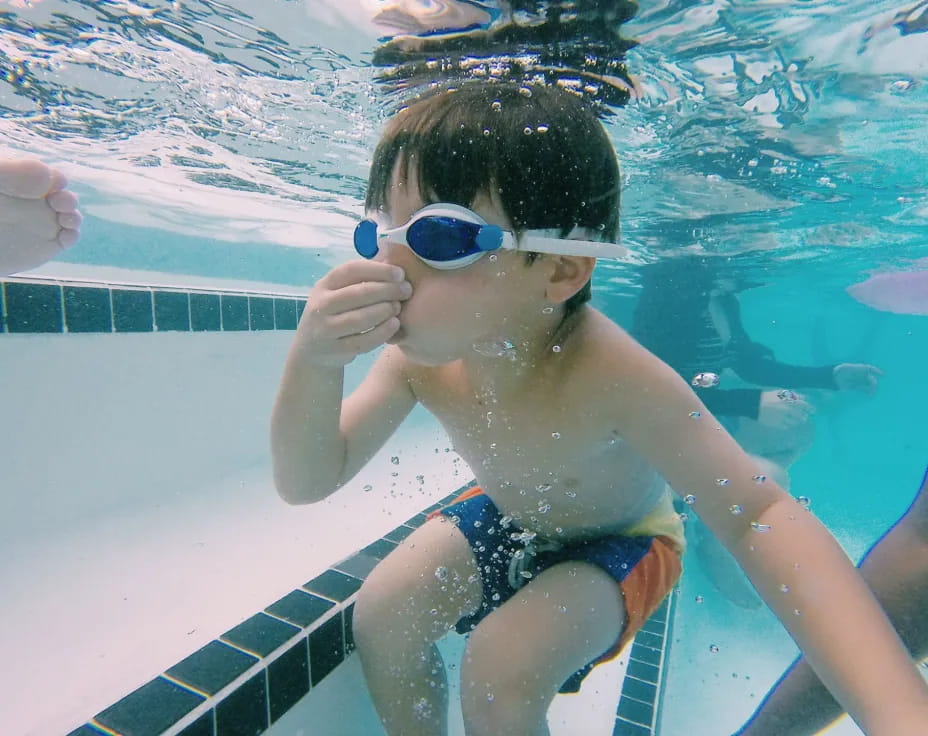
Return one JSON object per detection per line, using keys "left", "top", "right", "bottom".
{"left": 295, "top": 260, "right": 413, "bottom": 368}
{"left": 758, "top": 389, "right": 814, "bottom": 430}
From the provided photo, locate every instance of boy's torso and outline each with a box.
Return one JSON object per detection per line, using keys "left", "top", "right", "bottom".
{"left": 405, "top": 309, "right": 669, "bottom": 542}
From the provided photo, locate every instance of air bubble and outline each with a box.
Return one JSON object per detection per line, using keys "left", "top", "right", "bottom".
{"left": 489, "top": 254, "right": 498, "bottom": 261}
{"left": 565, "top": 490, "right": 577, "bottom": 498}
{"left": 391, "top": 456, "right": 400, "bottom": 465}
{"left": 776, "top": 389, "right": 799, "bottom": 402}
{"left": 551, "top": 432, "right": 561, "bottom": 439}
{"left": 542, "top": 306, "right": 554, "bottom": 314}
{"left": 797, "top": 496, "right": 811, "bottom": 508}
{"left": 793, "top": 609, "right": 801, "bottom": 616}
{"left": 487, "top": 692, "right": 495, "bottom": 701}
{"left": 752, "top": 474, "right": 767, "bottom": 484}
{"left": 717, "top": 478, "right": 730, "bottom": 486}
{"left": 552, "top": 345, "right": 562, "bottom": 353}
{"left": 692, "top": 372, "right": 720, "bottom": 388}
{"left": 709, "top": 644, "right": 719, "bottom": 653}
{"left": 779, "top": 584, "right": 790, "bottom": 593}
{"left": 751, "top": 521, "right": 772, "bottom": 532}
{"left": 491, "top": 100, "right": 502, "bottom": 111}
{"left": 695, "top": 595, "right": 704, "bottom": 604}
{"left": 689, "top": 411, "right": 702, "bottom": 419}
{"left": 524, "top": 126, "right": 533, "bottom": 135}
{"left": 538, "top": 502, "right": 551, "bottom": 514}
{"left": 363, "top": 484, "right": 373, "bottom": 492}
{"left": 519, "top": 86, "right": 532, "bottom": 97}
{"left": 729, "top": 504, "right": 742, "bottom": 515}
{"left": 537, "top": 124, "right": 549, "bottom": 133}
{"left": 483, "top": 128, "right": 491, "bottom": 136}
{"left": 491, "top": 592, "right": 501, "bottom": 601}
{"left": 435, "top": 566, "right": 448, "bottom": 581}
{"left": 684, "top": 494, "right": 696, "bottom": 505}
{"left": 520, "top": 570, "right": 533, "bottom": 579}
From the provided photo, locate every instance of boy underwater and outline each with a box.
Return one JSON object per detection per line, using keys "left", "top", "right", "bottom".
{"left": 271, "top": 81, "right": 928, "bottom": 735}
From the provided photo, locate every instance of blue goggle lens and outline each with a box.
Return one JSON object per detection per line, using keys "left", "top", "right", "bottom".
{"left": 353, "top": 213, "right": 504, "bottom": 266}
{"left": 407, "top": 216, "right": 485, "bottom": 261}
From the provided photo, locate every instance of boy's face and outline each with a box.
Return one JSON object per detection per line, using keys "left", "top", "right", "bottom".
{"left": 368, "top": 159, "right": 553, "bottom": 366}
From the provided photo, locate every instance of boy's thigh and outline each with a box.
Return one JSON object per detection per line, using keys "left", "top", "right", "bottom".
{"left": 355, "top": 516, "right": 484, "bottom": 638}
{"left": 461, "top": 561, "right": 625, "bottom": 695}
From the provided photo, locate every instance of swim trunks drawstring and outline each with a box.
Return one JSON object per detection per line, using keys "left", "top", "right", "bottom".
{"left": 507, "top": 534, "right": 563, "bottom": 590}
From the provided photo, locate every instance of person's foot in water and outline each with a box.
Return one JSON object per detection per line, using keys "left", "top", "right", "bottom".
{"left": 0, "top": 158, "right": 82, "bottom": 276}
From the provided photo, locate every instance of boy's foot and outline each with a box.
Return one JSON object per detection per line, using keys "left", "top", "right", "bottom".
{"left": 0, "top": 158, "right": 82, "bottom": 276}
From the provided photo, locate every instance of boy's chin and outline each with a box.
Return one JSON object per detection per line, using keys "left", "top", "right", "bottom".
{"left": 390, "top": 335, "right": 461, "bottom": 366}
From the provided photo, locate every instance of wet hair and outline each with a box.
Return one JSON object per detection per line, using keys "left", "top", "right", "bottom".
{"left": 364, "top": 81, "right": 621, "bottom": 320}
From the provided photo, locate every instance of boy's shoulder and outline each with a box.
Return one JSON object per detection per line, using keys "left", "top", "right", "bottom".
{"left": 571, "top": 308, "right": 646, "bottom": 369}
{"left": 569, "top": 309, "right": 679, "bottom": 403}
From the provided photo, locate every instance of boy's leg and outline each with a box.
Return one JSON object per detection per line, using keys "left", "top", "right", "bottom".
{"left": 459, "top": 561, "right": 626, "bottom": 736}
{"left": 353, "top": 516, "right": 483, "bottom": 736}
{"left": 736, "top": 469, "right": 928, "bottom": 736}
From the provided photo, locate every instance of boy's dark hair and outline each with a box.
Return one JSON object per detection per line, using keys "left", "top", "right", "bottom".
{"left": 364, "top": 81, "right": 621, "bottom": 319}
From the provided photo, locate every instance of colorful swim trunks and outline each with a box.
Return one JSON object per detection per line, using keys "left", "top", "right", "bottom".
{"left": 430, "top": 487, "right": 683, "bottom": 693}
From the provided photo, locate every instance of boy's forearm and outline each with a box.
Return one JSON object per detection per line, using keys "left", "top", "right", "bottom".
{"left": 271, "top": 351, "right": 346, "bottom": 505}
{"left": 732, "top": 497, "right": 928, "bottom": 735}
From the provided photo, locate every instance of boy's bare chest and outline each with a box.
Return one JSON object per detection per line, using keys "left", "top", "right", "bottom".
{"left": 410, "top": 365, "right": 662, "bottom": 534}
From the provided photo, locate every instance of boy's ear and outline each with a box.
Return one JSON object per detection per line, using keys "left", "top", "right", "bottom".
{"left": 545, "top": 255, "right": 595, "bottom": 304}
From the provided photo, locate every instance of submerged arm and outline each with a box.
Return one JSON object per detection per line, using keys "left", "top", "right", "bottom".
{"left": 610, "top": 335, "right": 928, "bottom": 734}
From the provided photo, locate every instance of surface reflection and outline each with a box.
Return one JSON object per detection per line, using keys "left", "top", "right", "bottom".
{"left": 370, "top": 0, "right": 640, "bottom": 109}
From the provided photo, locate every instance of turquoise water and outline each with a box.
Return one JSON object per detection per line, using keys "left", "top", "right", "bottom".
{"left": 3, "top": 1, "right": 926, "bottom": 734}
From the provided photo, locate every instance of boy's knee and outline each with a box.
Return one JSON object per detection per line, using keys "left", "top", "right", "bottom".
{"left": 460, "top": 636, "right": 551, "bottom": 731}
{"left": 460, "top": 672, "right": 548, "bottom": 735}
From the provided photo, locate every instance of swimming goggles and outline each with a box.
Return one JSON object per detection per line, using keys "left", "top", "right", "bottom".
{"left": 353, "top": 203, "right": 627, "bottom": 270}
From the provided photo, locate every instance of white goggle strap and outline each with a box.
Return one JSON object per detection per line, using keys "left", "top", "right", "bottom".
{"left": 500, "top": 231, "right": 628, "bottom": 261}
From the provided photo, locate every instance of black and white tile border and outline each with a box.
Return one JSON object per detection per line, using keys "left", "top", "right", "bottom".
{"left": 0, "top": 277, "right": 305, "bottom": 334}
{"left": 613, "top": 588, "right": 676, "bottom": 735}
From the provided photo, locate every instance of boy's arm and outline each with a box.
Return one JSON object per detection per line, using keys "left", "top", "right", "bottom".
{"left": 271, "top": 345, "right": 417, "bottom": 504}
{"left": 611, "top": 338, "right": 928, "bottom": 734}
